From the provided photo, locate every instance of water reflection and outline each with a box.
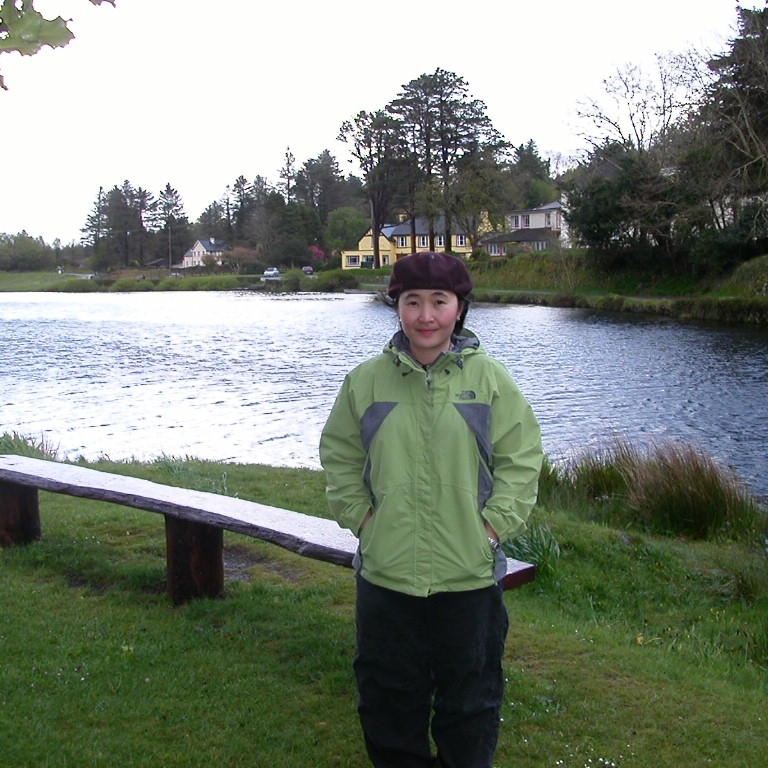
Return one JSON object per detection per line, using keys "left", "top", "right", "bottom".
{"left": 1, "top": 291, "right": 766, "bottom": 499}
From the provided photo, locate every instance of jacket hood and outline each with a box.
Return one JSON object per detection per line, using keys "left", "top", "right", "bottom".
{"left": 385, "top": 328, "right": 481, "bottom": 369}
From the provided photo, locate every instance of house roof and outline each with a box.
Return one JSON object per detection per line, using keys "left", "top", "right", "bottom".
{"left": 480, "top": 228, "right": 558, "bottom": 244}
{"left": 506, "top": 200, "right": 562, "bottom": 215}
{"left": 389, "top": 216, "right": 468, "bottom": 237}
{"left": 197, "top": 238, "right": 231, "bottom": 252}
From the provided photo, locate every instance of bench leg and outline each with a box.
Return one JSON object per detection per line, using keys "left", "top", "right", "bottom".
{"left": 164, "top": 515, "right": 224, "bottom": 604}
{"left": 0, "top": 481, "right": 41, "bottom": 546}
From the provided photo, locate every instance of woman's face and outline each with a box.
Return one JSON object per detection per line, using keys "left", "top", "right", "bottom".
{"left": 397, "top": 288, "right": 462, "bottom": 366}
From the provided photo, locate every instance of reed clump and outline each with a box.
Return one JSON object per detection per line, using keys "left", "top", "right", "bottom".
{"left": 624, "top": 441, "right": 761, "bottom": 539}
{"left": 540, "top": 438, "right": 765, "bottom": 541}
{"left": 0, "top": 430, "right": 58, "bottom": 458}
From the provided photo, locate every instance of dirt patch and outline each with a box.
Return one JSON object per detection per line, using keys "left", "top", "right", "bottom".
{"left": 223, "top": 543, "right": 306, "bottom": 583}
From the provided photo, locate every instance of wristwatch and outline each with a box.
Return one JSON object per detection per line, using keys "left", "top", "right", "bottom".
{"left": 488, "top": 535, "right": 501, "bottom": 552}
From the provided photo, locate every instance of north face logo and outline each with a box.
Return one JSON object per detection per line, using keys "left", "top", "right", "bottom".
{"left": 456, "top": 390, "right": 476, "bottom": 401}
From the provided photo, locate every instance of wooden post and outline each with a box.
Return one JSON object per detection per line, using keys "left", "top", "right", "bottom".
{"left": 164, "top": 515, "right": 224, "bottom": 604}
{"left": 0, "top": 481, "right": 41, "bottom": 546}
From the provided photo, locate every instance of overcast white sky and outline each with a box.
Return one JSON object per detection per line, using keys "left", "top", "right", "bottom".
{"left": 0, "top": 0, "right": 756, "bottom": 245}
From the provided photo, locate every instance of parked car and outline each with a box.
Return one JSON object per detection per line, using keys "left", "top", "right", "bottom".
{"left": 263, "top": 267, "right": 280, "bottom": 278}
{"left": 302, "top": 266, "right": 314, "bottom": 275}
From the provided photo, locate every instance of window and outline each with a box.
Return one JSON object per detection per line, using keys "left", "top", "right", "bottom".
{"left": 418, "top": 235, "right": 428, "bottom": 248}
{"left": 522, "top": 215, "right": 530, "bottom": 228}
{"left": 381, "top": 256, "right": 389, "bottom": 266}
{"left": 435, "top": 235, "right": 444, "bottom": 248}
{"left": 346, "top": 255, "right": 360, "bottom": 266}
{"left": 545, "top": 213, "right": 552, "bottom": 227}
{"left": 397, "top": 236, "right": 407, "bottom": 248}
{"left": 489, "top": 243, "right": 503, "bottom": 256}
{"left": 456, "top": 235, "right": 467, "bottom": 247}
{"left": 511, "top": 215, "right": 519, "bottom": 229}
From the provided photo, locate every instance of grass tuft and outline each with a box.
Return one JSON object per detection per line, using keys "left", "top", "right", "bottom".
{"left": 538, "top": 438, "right": 765, "bottom": 542}
{"left": 504, "top": 521, "right": 561, "bottom": 579}
{"left": 0, "top": 431, "right": 59, "bottom": 459}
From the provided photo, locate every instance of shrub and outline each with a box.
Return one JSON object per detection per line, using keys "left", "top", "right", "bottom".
{"left": 721, "top": 253, "right": 768, "bottom": 297}
{"left": 280, "top": 270, "right": 302, "bottom": 292}
{"left": 312, "top": 269, "right": 360, "bottom": 292}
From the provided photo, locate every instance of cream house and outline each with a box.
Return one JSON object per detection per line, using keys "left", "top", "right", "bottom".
{"left": 180, "top": 237, "right": 231, "bottom": 269}
{"left": 341, "top": 216, "right": 473, "bottom": 269}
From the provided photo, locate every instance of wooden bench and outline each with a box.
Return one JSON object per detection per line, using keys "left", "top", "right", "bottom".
{"left": 0, "top": 454, "right": 536, "bottom": 603}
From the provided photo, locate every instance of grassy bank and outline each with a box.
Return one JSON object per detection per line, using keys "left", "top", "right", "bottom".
{"left": 1, "top": 437, "right": 766, "bottom": 767}
{"left": 0, "top": 269, "right": 361, "bottom": 295}
{"left": 473, "top": 289, "right": 768, "bottom": 325}
{"left": 2, "top": 253, "right": 768, "bottom": 325}
{"left": 468, "top": 252, "right": 768, "bottom": 326}
{"left": 0, "top": 270, "right": 93, "bottom": 292}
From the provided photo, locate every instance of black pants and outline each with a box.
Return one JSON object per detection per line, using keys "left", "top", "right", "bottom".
{"left": 354, "top": 576, "right": 509, "bottom": 768}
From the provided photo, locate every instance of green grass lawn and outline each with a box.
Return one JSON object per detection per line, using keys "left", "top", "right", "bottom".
{"left": 0, "top": 271, "right": 89, "bottom": 292}
{"left": 1, "top": 457, "right": 766, "bottom": 767}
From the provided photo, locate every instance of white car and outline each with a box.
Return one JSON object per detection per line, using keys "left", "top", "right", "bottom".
{"left": 263, "top": 267, "right": 280, "bottom": 278}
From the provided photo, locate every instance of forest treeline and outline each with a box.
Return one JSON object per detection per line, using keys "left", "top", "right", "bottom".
{"left": 4, "top": 6, "right": 768, "bottom": 282}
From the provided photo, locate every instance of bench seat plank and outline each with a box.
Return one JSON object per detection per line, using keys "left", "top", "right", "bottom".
{"left": 0, "top": 454, "right": 535, "bottom": 591}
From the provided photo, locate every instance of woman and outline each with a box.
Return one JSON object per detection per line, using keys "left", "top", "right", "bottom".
{"left": 320, "top": 251, "right": 543, "bottom": 768}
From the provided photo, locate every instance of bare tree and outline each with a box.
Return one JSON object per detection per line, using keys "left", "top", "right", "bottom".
{"left": 576, "top": 54, "right": 700, "bottom": 154}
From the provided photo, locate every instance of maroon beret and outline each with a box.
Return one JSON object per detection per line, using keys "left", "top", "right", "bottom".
{"left": 387, "top": 251, "right": 473, "bottom": 300}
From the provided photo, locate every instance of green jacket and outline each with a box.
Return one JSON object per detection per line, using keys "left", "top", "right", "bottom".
{"left": 319, "top": 329, "right": 543, "bottom": 596}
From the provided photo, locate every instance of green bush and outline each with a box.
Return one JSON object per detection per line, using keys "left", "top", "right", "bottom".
{"left": 312, "top": 269, "right": 360, "bottom": 292}
{"left": 280, "top": 270, "right": 302, "bottom": 292}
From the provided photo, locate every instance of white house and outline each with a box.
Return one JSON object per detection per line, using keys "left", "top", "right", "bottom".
{"left": 479, "top": 201, "right": 570, "bottom": 255}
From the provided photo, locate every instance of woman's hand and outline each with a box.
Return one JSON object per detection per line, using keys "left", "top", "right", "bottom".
{"left": 484, "top": 522, "right": 499, "bottom": 544}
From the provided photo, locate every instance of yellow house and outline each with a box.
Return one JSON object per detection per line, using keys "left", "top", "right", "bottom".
{"left": 341, "top": 216, "right": 474, "bottom": 269}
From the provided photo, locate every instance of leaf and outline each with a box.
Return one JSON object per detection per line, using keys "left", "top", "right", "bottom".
{"left": 0, "top": 4, "right": 74, "bottom": 57}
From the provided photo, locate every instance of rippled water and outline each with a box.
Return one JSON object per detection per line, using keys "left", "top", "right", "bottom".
{"left": 1, "top": 291, "right": 767, "bottom": 498}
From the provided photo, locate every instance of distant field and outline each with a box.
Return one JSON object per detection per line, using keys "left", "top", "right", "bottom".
{"left": 0, "top": 271, "right": 89, "bottom": 292}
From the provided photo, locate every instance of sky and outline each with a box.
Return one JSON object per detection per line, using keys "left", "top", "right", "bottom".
{"left": 0, "top": 0, "right": 758, "bottom": 245}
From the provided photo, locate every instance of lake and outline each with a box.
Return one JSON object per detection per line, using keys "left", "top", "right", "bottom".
{"left": 1, "top": 290, "right": 767, "bottom": 499}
